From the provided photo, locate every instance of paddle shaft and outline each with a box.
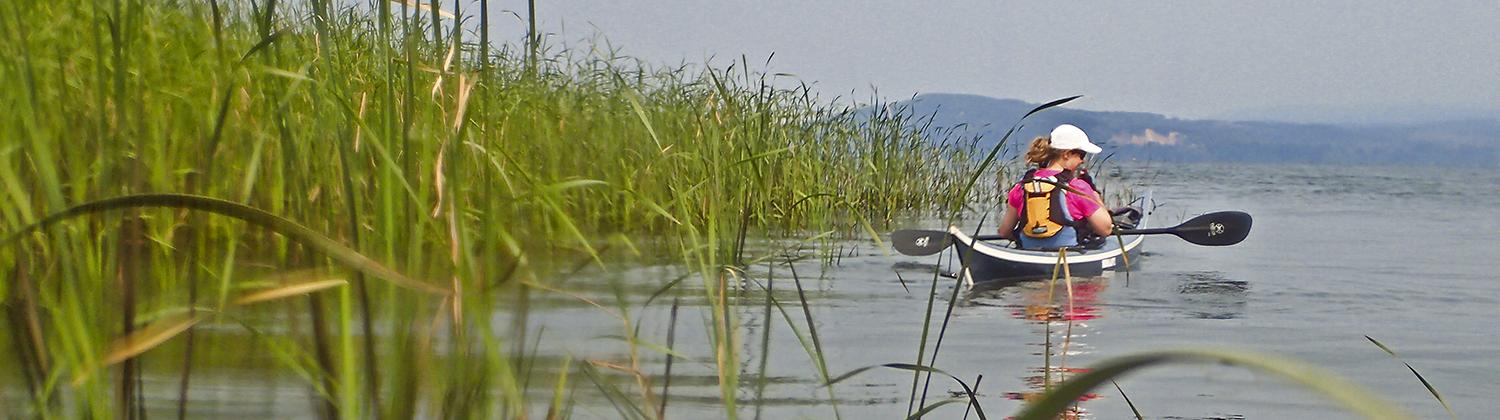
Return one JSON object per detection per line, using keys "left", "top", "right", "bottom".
{"left": 965, "top": 227, "right": 1161, "bottom": 242}
{"left": 956, "top": 212, "right": 1247, "bottom": 245}
{"left": 890, "top": 211, "right": 1250, "bottom": 256}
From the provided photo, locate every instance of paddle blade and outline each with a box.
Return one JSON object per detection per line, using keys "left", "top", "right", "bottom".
{"left": 890, "top": 230, "right": 953, "bottom": 256}
{"left": 1172, "top": 211, "right": 1252, "bottom": 246}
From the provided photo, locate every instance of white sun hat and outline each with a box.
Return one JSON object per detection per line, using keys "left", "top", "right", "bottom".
{"left": 1049, "top": 124, "right": 1102, "bottom": 154}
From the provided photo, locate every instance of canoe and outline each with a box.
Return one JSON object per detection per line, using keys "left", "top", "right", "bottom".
{"left": 949, "top": 191, "right": 1152, "bottom": 289}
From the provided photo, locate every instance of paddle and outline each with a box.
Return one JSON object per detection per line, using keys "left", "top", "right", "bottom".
{"left": 890, "top": 211, "right": 1252, "bottom": 256}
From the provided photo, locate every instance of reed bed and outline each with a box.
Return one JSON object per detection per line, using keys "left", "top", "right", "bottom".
{"left": 0, "top": 0, "right": 982, "bottom": 418}
{"left": 3, "top": 2, "right": 1438, "bottom": 419}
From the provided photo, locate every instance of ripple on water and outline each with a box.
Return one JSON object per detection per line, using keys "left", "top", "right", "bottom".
{"left": 1174, "top": 271, "right": 1250, "bottom": 320}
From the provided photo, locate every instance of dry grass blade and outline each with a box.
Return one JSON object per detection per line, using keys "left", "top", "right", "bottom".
{"left": 72, "top": 312, "right": 207, "bottom": 386}
{"left": 594, "top": 335, "right": 691, "bottom": 360}
{"left": 104, "top": 313, "right": 206, "bottom": 366}
{"left": 587, "top": 359, "right": 642, "bottom": 376}
{"left": 233, "top": 278, "right": 349, "bottom": 306}
{"left": 523, "top": 279, "right": 619, "bottom": 320}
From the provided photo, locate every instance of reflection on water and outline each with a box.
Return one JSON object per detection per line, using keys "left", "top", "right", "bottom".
{"left": 961, "top": 268, "right": 1256, "bottom": 418}
{"left": 970, "top": 276, "right": 1111, "bottom": 419}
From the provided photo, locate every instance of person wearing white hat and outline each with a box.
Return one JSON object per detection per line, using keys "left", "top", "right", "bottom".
{"left": 995, "top": 124, "right": 1114, "bottom": 250}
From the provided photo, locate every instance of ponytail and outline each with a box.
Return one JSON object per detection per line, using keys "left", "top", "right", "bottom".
{"left": 1024, "top": 136, "right": 1066, "bottom": 166}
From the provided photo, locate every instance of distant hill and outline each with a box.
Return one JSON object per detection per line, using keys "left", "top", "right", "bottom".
{"left": 900, "top": 93, "right": 1500, "bottom": 167}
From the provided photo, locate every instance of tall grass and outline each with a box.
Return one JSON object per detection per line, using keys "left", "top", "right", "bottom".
{"left": 0, "top": 0, "right": 980, "bottom": 418}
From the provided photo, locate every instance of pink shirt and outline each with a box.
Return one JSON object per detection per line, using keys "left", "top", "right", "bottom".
{"left": 1006, "top": 169, "right": 1102, "bottom": 221}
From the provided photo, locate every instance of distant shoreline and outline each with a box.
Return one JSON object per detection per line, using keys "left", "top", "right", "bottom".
{"left": 902, "top": 93, "right": 1500, "bottom": 167}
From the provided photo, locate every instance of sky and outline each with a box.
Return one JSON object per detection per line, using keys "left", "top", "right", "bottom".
{"left": 480, "top": 1, "right": 1500, "bottom": 124}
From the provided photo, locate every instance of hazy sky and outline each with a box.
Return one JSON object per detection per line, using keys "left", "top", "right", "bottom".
{"left": 485, "top": 1, "right": 1500, "bottom": 123}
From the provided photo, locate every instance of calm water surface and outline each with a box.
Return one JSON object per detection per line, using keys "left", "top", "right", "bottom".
{"left": 647, "top": 162, "right": 1500, "bottom": 419}
{"left": 43, "top": 163, "right": 1497, "bottom": 419}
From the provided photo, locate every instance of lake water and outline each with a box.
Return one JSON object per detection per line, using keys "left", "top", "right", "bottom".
{"left": 21, "top": 162, "right": 1497, "bottom": 419}
{"left": 620, "top": 162, "right": 1500, "bottom": 419}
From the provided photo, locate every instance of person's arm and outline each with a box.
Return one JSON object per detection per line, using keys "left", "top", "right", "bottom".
{"left": 997, "top": 205, "right": 1019, "bottom": 239}
{"left": 998, "top": 184, "right": 1023, "bottom": 238}
{"left": 1083, "top": 207, "right": 1113, "bottom": 237}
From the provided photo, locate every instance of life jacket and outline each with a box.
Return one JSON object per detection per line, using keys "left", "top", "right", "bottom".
{"left": 1017, "top": 169, "right": 1078, "bottom": 240}
{"left": 1013, "top": 169, "right": 1100, "bottom": 250}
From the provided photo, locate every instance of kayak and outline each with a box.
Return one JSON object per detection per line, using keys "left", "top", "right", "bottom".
{"left": 949, "top": 191, "right": 1152, "bottom": 289}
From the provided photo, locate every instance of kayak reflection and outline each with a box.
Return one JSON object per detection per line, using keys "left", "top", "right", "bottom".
{"left": 970, "top": 275, "right": 1110, "bottom": 419}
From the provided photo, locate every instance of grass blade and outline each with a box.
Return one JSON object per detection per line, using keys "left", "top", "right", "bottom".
{"left": 1, "top": 194, "right": 447, "bottom": 295}
{"left": 1365, "top": 335, "right": 1456, "bottom": 419}
{"left": 1013, "top": 348, "right": 1412, "bottom": 420}
{"left": 830, "top": 363, "right": 985, "bottom": 420}
{"left": 234, "top": 277, "right": 349, "bottom": 306}
{"left": 1112, "top": 380, "right": 1143, "bottom": 420}
{"left": 76, "top": 312, "right": 208, "bottom": 385}
{"left": 547, "top": 355, "right": 573, "bottom": 420}
{"left": 907, "top": 397, "right": 970, "bottom": 420}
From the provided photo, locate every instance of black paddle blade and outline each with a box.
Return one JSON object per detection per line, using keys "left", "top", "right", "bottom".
{"left": 890, "top": 229, "right": 953, "bottom": 256}
{"left": 1172, "top": 211, "right": 1252, "bottom": 246}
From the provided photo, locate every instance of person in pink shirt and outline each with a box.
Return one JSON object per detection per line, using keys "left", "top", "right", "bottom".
{"left": 996, "top": 124, "right": 1114, "bottom": 250}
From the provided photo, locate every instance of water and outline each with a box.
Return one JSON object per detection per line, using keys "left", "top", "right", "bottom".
{"left": 18, "top": 163, "right": 1497, "bottom": 419}
{"left": 645, "top": 162, "right": 1500, "bottom": 419}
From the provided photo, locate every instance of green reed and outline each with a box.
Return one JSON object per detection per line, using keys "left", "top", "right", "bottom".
{"left": 0, "top": 0, "right": 981, "bottom": 418}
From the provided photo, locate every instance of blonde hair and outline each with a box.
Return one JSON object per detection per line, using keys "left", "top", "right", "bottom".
{"left": 1024, "top": 136, "right": 1070, "bottom": 166}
